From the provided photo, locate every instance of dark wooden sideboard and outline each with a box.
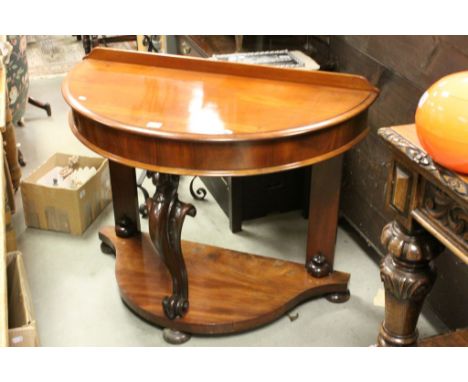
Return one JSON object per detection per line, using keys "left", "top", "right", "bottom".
{"left": 377, "top": 124, "right": 467, "bottom": 346}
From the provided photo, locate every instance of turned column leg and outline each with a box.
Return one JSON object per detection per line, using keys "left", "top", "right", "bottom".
{"left": 377, "top": 221, "right": 443, "bottom": 346}
{"left": 147, "top": 173, "right": 196, "bottom": 320}
{"left": 306, "top": 155, "right": 342, "bottom": 276}
{"left": 100, "top": 161, "right": 141, "bottom": 255}
{"left": 306, "top": 156, "right": 349, "bottom": 302}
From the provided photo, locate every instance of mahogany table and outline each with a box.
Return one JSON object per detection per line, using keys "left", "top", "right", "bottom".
{"left": 63, "top": 48, "right": 378, "bottom": 344}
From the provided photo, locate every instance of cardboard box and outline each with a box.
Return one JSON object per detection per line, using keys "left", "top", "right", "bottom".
{"left": 5, "top": 210, "right": 17, "bottom": 252}
{"left": 21, "top": 153, "right": 111, "bottom": 235}
{"left": 7, "top": 251, "right": 39, "bottom": 347}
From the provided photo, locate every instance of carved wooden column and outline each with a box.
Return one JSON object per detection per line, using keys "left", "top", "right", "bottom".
{"left": 378, "top": 221, "right": 443, "bottom": 346}
{"left": 147, "top": 172, "right": 196, "bottom": 320}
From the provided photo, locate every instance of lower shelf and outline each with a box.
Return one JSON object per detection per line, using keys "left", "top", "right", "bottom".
{"left": 99, "top": 226, "right": 350, "bottom": 335}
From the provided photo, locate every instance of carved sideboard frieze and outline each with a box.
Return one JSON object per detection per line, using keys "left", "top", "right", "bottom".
{"left": 378, "top": 128, "right": 468, "bottom": 201}
{"left": 422, "top": 182, "right": 468, "bottom": 245}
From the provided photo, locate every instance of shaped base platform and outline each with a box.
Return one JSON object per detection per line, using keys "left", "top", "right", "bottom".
{"left": 99, "top": 226, "right": 350, "bottom": 335}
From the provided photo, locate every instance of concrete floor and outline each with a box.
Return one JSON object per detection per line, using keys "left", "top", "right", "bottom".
{"left": 12, "top": 75, "right": 441, "bottom": 346}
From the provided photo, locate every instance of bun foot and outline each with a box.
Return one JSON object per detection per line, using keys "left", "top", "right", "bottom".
{"left": 325, "top": 289, "right": 350, "bottom": 303}
{"left": 306, "top": 254, "right": 331, "bottom": 278}
{"left": 100, "top": 242, "right": 116, "bottom": 256}
{"left": 163, "top": 328, "right": 191, "bottom": 345}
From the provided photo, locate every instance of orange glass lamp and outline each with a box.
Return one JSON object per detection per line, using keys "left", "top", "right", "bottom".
{"left": 415, "top": 71, "right": 468, "bottom": 174}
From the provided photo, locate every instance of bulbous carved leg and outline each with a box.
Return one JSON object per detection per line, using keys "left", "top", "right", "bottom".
{"left": 147, "top": 173, "right": 196, "bottom": 320}
{"left": 377, "top": 221, "right": 443, "bottom": 347}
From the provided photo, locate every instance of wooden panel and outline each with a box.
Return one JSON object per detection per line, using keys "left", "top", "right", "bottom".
{"left": 345, "top": 36, "right": 437, "bottom": 87}
{"left": 340, "top": 132, "right": 392, "bottom": 251}
{"left": 367, "top": 70, "right": 423, "bottom": 129}
{"left": 329, "top": 37, "right": 425, "bottom": 253}
{"left": 391, "top": 166, "right": 411, "bottom": 213}
{"left": 438, "top": 35, "right": 468, "bottom": 56}
{"left": 328, "top": 37, "right": 386, "bottom": 86}
{"left": 424, "top": 40, "right": 468, "bottom": 85}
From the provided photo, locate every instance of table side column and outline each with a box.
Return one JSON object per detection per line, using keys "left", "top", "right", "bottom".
{"left": 306, "top": 155, "right": 343, "bottom": 276}
{"left": 306, "top": 155, "right": 350, "bottom": 303}
{"left": 108, "top": 160, "right": 141, "bottom": 238}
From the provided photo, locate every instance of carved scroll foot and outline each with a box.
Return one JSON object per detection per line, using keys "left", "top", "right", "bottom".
{"left": 162, "top": 328, "right": 191, "bottom": 345}
{"left": 326, "top": 290, "right": 350, "bottom": 303}
{"left": 377, "top": 221, "right": 443, "bottom": 347}
{"left": 306, "top": 253, "right": 331, "bottom": 278}
{"left": 162, "top": 295, "right": 189, "bottom": 320}
{"left": 148, "top": 173, "right": 196, "bottom": 320}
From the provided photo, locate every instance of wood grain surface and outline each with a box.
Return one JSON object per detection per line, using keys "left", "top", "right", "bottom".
{"left": 63, "top": 48, "right": 377, "bottom": 141}
{"left": 99, "top": 226, "right": 350, "bottom": 334}
{"left": 69, "top": 111, "right": 369, "bottom": 176}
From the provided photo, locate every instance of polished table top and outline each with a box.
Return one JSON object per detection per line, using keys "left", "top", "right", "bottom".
{"left": 63, "top": 48, "right": 378, "bottom": 176}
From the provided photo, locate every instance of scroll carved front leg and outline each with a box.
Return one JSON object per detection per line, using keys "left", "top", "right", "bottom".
{"left": 147, "top": 173, "right": 196, "bottom": 320}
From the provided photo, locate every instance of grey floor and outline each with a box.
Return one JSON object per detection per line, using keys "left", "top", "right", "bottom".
{"left": 12, "top": 75, "right": 441, "bottom": 346}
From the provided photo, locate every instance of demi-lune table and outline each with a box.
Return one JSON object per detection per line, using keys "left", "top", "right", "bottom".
{"left": 63, "top": 48, "right": 378, "bottom": 344}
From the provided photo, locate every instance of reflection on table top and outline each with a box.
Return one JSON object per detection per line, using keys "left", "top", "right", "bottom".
{"left": 63, "top": 48, "right": 378, "bottom": 142}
